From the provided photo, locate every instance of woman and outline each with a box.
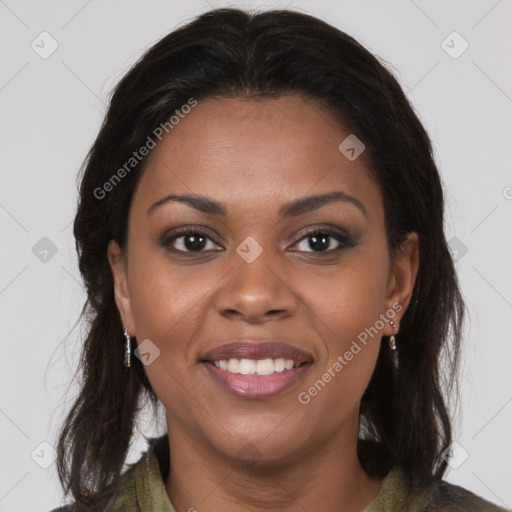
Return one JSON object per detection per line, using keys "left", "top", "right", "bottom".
{"left": 50, "top": 7, "right": 509, "bottom": 512}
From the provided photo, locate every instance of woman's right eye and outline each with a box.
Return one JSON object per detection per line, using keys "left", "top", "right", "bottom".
{"left": 160, "top": 228, "right": 222, "bottom": 253}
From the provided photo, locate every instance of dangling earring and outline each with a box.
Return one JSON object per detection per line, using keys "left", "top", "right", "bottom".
{"left": 389, "top": 320, "right": 399, "bottom": 350}
{"left": 123, "top": 327, "right": 131, "bottom": 368}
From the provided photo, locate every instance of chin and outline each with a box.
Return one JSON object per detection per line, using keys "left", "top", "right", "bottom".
{"left": 209, "top": 431, "right": 304, "bottom": 468}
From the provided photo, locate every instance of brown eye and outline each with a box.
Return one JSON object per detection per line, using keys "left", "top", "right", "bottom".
{"left": 292, "top": 227, "right": 351, "bottom": 253}
{"left": 160, "top": 228, "right": 222, "bottom": 253}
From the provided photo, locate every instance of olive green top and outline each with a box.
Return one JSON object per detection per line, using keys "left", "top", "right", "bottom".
{"left": 96, "top": 436, "right": 509, "bottom": 512}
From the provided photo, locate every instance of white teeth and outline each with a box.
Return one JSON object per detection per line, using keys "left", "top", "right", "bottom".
{"left": 239, "top": 359, "right": 256, "bottom": 375}
{"left": 227, "top": 358, "right": 240, "bottom": 373}
{"left": 274, "top": 358, "right": 286, "bottom": 372}
{"left": 256, "top": 358, "right": 275, "bottom": 375}
{"left": 213, "top": 357, "right": 301, "bottom": 375}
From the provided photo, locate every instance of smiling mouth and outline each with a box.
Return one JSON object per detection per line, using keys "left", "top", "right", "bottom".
{"left": 199, "top": 340, "right": 314, "bottom": 398}
{"left": 203, "top": 357, "right": 311, "bottom": 376}
{"left": 200, "top": 357, "right": 313, "bottom": 399}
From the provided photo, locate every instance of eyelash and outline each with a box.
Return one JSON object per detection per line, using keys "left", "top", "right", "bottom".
{"left": 159, "top": 226, "right": 353, "bottom": 256}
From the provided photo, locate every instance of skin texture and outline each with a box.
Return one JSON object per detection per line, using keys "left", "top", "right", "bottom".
{"left": 108, "top": 95, "right": 419, "bottom": 512}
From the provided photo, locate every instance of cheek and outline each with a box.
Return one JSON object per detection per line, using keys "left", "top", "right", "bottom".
{"left": 297, "top": 248, "right": 388, "bottom": 406}
{"left": 297, "top": 296, "right": 384, "bottom": 432}
{"left": 305, "top": 249, "right": 389, "bottom": 342}
{"left": 128, "top": 251, "right": 207, "bottom": 337}
{"left": 126, "top": 255, "right": 210, "bottom": 415}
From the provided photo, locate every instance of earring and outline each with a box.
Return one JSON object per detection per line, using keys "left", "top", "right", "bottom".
{"left": 123, "top": 327, "right": 131, "bottom": 368}
{"left": 389, "top": 320, "right": 399, "bottom": 350}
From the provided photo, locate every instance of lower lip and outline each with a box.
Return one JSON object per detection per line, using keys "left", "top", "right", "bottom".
{"left": 201, "top": 362, "right": 312, "bottom": 399}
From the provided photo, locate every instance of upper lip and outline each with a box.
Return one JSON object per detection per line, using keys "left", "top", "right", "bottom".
{"left": 200, "top": 341, "right": 314, "bottom": 364}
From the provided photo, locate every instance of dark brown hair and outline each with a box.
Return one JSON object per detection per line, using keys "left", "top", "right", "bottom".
{"left": 55, "top": 7, "right": 465, "bottom": 509}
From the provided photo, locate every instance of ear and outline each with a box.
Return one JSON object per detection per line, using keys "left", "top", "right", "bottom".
{"left": 107, "top": 239, "right": 136, "bottom": 337}
{"left": 384, "top": 231, "right": 419, "bottom": 335}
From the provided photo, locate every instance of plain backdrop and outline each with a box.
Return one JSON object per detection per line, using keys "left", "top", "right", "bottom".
{"left": 0, "top": 1, "right": 511, "bottom": 511}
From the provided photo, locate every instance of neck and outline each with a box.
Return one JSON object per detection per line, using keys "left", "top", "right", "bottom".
{"left": 164, "top": 415, "right": 384, "bottom": 512}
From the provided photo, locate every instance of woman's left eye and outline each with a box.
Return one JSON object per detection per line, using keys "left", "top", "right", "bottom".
{"left": 292, "top": 228, "right": 349, "bottom": 253}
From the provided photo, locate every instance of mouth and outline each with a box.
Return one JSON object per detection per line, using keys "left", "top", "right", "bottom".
{"left": 199, "top": 341, "right": 314, "bottom": 399}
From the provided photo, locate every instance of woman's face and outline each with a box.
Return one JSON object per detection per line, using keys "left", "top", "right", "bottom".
{"left": 109, "top": 95, "right": 418, "bottom": 464}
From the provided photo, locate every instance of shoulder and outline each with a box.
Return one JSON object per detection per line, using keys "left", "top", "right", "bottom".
{"left": 46, "top": 437, "right": 167, "bottom": 512}
{"left": 372, "top": 466, "right": 509, "bottom": 512}
{"left": 421, "top": 477, "right": 510, "bottom": 511}
{"left": 46, "top": 463, "right": 140, "bottom": 512}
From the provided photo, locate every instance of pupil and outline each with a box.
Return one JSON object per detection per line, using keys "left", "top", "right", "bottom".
{"left": 185, "top": 234, "right": 206, "bottom": 251}
{"left": 310, "top": 233, "right": 329, "bottom": 251}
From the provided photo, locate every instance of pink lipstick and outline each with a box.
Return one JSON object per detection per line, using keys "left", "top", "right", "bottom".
{"left": 199, "top": 340, "right": 314, "bottom": 399}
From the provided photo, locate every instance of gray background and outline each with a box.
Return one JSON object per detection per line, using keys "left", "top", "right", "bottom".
{"left": 0, "top": 1, "right": 511, "bottom": 510}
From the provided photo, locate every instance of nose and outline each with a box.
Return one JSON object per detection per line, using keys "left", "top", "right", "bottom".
{"left": 214, "top": 244, "right": 298, "bottom": 323}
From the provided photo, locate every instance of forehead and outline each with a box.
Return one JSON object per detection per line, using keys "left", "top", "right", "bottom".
{"left": 131, "top": 95, "right": 382, "bottom": 220}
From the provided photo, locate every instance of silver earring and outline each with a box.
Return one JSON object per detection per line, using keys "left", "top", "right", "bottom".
{"left": 389, "top": 320, "right": 399, "bottom": 350}
{"left": 123, "top": 328, "right": 131, "bottom": 368}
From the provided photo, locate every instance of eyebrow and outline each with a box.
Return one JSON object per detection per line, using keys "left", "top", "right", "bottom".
{"left": 147, "top": 191, "right": 367, "bottom": 219}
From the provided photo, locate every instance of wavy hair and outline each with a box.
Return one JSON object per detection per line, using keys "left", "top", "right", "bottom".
{"left": 55, "top": 7, "right": 465, "bottom": 509}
